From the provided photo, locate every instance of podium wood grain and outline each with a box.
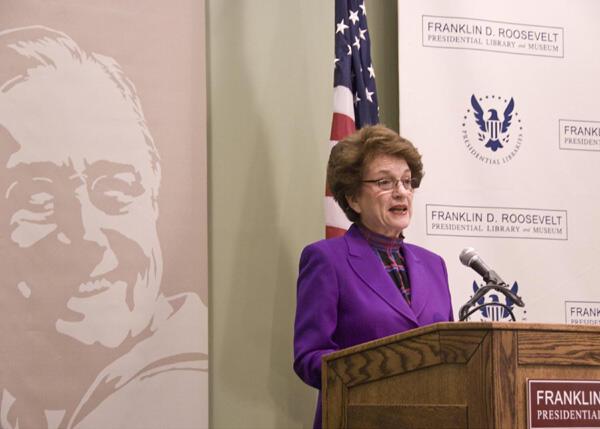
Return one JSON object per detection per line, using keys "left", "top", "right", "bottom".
{"left": 322, "top": 322, "right": 600, "bottom": 429}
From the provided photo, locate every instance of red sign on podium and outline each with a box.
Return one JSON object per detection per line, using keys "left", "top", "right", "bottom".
{"left": 528, "top": 380, "right": 600, "bottom": 428}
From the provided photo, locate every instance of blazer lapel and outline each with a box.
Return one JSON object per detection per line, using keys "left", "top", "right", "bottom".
{"left": 345, "top": 225, "right": 418, "bottom": 324}
{"left": 403, "top": 243, "right": 430, "bottom": 319}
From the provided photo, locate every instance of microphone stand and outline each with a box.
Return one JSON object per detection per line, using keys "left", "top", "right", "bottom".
{"left": 458, "top": 279, "right": 525, "bottom": 322}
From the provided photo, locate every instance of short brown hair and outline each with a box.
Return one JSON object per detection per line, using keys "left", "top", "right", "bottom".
{"left": 327, "top": 124, "right": 424, "bottom": 223}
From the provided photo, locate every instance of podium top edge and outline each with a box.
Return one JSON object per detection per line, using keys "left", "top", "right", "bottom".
{"left": 322, "top": 321, "right": 600, "bottom": 362}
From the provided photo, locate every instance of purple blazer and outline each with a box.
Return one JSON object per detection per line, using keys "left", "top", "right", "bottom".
{"left": 293, "top": 224, "right": 453, "bottom": 429}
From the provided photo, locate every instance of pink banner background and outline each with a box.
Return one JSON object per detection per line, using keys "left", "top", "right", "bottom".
{"left": 0, "top": 1, "right": 207, "bottom": 428}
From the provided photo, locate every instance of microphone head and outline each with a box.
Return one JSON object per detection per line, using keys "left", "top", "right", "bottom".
{"left": 459, "top": 247, "right": 478, "bottom": 267}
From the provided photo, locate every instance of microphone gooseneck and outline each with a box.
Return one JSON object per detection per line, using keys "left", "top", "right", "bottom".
{"left": 458, "top": 247, "right": 525, "bottom": 321}
{"left": 459, "top": 247, "right": 505, "bottom": 285}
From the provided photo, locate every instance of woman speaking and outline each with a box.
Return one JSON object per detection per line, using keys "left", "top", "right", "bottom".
{"left": 293, "top": 125, "right": 454, "bottom": 429}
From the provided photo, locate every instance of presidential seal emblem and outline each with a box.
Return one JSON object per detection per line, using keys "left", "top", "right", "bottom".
{"left": 462, "top": 94, "right": 523, "bottom": 164}
{"left": 471, "top": 281, "right": 526, "bottom": 322}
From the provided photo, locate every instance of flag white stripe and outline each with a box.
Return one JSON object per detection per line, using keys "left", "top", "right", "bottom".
{"left": 332, "top": 85, "right": 355, "bottom": 120}
{"left": 324, "top": 196, "right": 352, "bottom": 230}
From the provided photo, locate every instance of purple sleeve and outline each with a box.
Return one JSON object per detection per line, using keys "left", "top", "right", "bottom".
{"left": 293, "top": 243, "right": 340, "bottom": 389}
{"left": 439, "top": 256, "right": 454, "bottom": 322}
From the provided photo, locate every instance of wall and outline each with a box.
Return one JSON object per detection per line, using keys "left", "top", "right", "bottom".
{"left": 208, "top": 1, "right": 398, "bottom": 427}
{"left": 368, "top": 1, "right": 399, "bottom": 131}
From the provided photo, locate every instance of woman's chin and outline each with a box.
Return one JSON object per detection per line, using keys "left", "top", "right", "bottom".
{"left": 386, "top": 215, "right": 411, "bottom": 233}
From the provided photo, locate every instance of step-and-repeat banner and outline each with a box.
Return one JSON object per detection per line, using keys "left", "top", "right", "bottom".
{"left": 398, "top": 0, "right": 600, "bottom": 324}
{"left": 0, "top": 2, "right": 207, "bottom": 428}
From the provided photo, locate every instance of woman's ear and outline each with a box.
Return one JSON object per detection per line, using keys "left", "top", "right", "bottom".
{"left": 346, "top": 194, "right": 361, "bottom": 214}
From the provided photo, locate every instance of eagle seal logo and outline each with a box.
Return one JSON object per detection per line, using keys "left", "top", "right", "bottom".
{"left": 472, "top": 281, "right": 526, "bottom": 321}
{"left": 471, "top": 95, "right": 514, "bottom": 152}
{"left": 461, "top": 94, "right": 524, "bottom": 165}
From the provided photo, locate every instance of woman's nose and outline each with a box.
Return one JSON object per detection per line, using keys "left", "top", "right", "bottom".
{"left": 392, "top": 183, "right": 410, "bottom": 197}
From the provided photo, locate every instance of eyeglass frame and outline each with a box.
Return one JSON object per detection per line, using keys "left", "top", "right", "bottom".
{"left": 361, "top": 176, "right": 419, "bottom": 192}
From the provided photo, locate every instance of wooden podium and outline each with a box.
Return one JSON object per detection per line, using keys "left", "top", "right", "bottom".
{"left": 322, "top": 322, "right": 600, "bottom": 429}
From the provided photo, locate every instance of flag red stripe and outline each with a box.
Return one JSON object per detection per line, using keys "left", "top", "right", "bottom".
{"left": 325, "top": 183, "right": 333, "bottom": 197}
{"left": 330, "top": 112, "right": 356, "bottom": 141}
{"left": 326, "top": 225, "right": 347, "bottom": 239}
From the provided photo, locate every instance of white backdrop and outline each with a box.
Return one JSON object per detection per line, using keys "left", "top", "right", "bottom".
{"left": 398, "top": 0, "right": 600, "bottom": 324}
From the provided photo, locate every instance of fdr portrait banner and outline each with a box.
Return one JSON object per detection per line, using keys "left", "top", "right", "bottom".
{"left": 398, "top": 0, "right": 600, "bottom": 325}
{"left": 0, "top": 2, "right": 207, "bottom": 428}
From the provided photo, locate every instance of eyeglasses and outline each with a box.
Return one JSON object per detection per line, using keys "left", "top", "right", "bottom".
{"left": 362, "top": 177, "right": 419, "bottom": 192}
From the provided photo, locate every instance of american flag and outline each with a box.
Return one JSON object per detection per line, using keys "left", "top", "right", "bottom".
{"left": 326, "top": 0, "right": 379, "bottom": 238}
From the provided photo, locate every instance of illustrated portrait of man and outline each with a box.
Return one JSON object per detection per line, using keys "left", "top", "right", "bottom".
{"left": 0, "top": 26, "right": 207, "bottom": 429}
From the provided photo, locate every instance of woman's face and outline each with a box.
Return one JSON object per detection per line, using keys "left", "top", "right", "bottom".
{"left": 347, "top": 155, "right": 414, "bottom": 238}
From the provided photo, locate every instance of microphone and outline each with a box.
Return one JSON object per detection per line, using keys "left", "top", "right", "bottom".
{"left": 459, "top": 247, "right": 505, "bottom": 285}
